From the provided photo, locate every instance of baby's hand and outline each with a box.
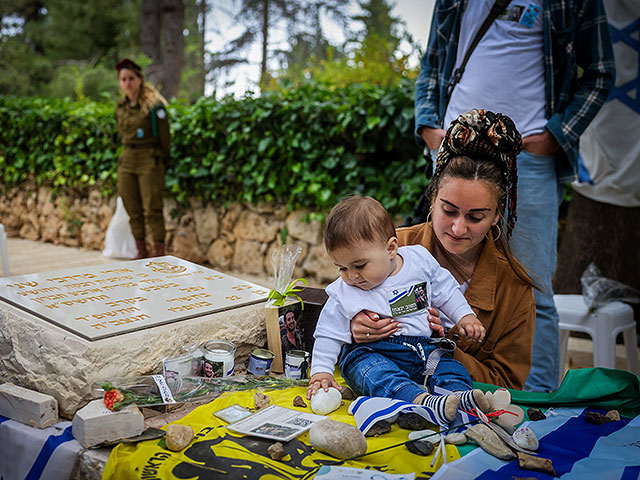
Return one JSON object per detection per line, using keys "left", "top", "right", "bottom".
{"left": 306, "top": 373, "right": 341, "bottom": 400}
{"left": 458, "top": 314, "right": 485, "bottom": 342}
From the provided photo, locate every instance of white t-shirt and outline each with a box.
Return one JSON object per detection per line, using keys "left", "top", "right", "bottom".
{"left": 444, "top": 0, "right": 546, "bottom": 137}
{"left": 310, "top": 245, "right": 475, "bottom": 376}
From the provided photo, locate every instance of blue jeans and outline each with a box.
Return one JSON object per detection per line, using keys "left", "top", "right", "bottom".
{"left": 511, "top": 150, "right": 564, "bottom": 392}
{"left": 339, "top": 335, "right": 473, "bottom": 403}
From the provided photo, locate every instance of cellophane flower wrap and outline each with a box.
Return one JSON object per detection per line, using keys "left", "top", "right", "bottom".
{"left": 266, "top": 244, "right": 306, "bottom": 308}
{"left": 99, "top": 375, "right": 308, "bottom": 411}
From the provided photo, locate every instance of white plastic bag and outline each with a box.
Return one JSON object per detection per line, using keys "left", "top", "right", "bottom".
{"left": 102, "top": 197, "right": 137, "bottom": 259}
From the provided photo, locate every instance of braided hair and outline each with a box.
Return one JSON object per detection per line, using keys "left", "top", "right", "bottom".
{"left": 428, "top": 109, "right": 522, "bottom": 238}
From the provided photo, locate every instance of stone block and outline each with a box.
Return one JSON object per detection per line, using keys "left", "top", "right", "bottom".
{"left": 0, "top": 383, "right": 58, "bottom": 428}
{"left": 72, "top": 399, "right": 144, "bottom": 448}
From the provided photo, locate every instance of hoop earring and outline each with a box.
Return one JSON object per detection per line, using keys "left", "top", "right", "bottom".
{"left": 485, "top": 223, "right": 502, "bottom": 242}
{"left": 426, "top": 207, "right": 433, "bottom": 224}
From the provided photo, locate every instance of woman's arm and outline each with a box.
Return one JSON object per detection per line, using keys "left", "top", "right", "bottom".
{"left": 350, "top": 308, "right": 443, "bottom": 343}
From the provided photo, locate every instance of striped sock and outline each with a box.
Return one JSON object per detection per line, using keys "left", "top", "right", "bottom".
{"left": 455, "top": 389, "right": 490, "bottom": 413}
{"left": 420, "top": 394, "right": 459, "bottom": 424}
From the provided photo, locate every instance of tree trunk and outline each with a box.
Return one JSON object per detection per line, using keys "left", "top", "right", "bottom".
{"left": 259, "top": 0, "right": 269, "bottom": 91}
{"left": 139, "top": 0, "right": 184, "bottom": 98}
{"left": 200, "top": 0, "right": 206, "bottom": 96}
{"left": 161, "top": 0, "right": 185, "bottom": 98}
{"left": 554, "top": 190, "right": 640, "bottom": 293}
{"left": 140, "top": 0, "right": 162, "bottom": 86}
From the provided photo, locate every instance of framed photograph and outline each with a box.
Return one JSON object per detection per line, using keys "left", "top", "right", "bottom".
{"left": 265, "top": 301, "right": 304, "bottom": 373}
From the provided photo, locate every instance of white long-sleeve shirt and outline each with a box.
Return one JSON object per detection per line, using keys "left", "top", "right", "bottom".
{"left": 310, "top": 245, "right": 475, "bottom": 377}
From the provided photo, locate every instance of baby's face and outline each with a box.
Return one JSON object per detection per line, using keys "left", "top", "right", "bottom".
{"left": 329, "top": 240, "right": 397, "bottom": 291}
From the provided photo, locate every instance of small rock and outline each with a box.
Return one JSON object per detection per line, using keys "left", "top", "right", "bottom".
{"left": 406, "top": 439, "right": 434, "bottom": 456}
{"left": 585, "top": 411, "right": 612, "bottom": 425}
{"left": 527, "top": 408, "right": 546, "bottom": 421}
{"left": 444, "top": 432, "right": 467, "bottom": 445}
{"left": 517, "top": 451, "right": 556, "bottom": 476}
{"left": 465, "top": 423, "right": 516, "bottom": 460}
{"left": 310, "top": 387, "right": 342, "bottom": 415}
{"left": 165, "top": 424, "right": 194, "bottom": 452}
{"left": 293, "top": 396, "right": 307, "bottom": 408}
{"left": 605, "top": 410, "right": 620, "bottom": 422}
{"left": 267, "top": 442, "right": 286, "bottom": 460}
{"left": 512, "top": 426, "right": 539, "bottom": 451}
{"left": 255, "top": 392, "right": 271, "bottom": 410}
{"left": 309, "top": 419, "right": 367, "bottom": 459}
{"left": 365, "top": 420, "right": 392, "bottom": 437}
{"left": 340, "top": 386, "right": 355, "bottom": 400}
{"left": 397, "top": 412, "right": 432, "bottom": 431}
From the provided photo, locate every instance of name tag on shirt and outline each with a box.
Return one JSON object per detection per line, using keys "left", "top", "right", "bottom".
{"left": 498, "top": 3, "right": 540, "bottom": 28}
{"left": 388, "top": 282, "right": 429, "bottom": 317}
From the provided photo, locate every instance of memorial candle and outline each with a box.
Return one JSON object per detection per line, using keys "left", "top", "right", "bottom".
{"left": 203, "top": 340, "right": 236, "bottom": 377}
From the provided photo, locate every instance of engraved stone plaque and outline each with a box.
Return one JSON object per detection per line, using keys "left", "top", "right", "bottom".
{"left": 0, "top": 256, "right": 269, "bottom": 341}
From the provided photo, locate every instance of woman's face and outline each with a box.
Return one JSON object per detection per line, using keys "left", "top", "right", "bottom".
{"left": 432, "top": 177, "right": 500, "bottom": 258}
{"left": 118, "top": 68, "right": 142, "bottom": 99}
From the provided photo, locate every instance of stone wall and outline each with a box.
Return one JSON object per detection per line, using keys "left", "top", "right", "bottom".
{"left": 0, "top": 183, "right": 336, "bottom": 285}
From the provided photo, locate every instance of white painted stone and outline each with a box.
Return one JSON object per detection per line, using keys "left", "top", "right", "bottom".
{"left": 310, "top": 387, "right": 342, "bottom": 415}
{"left": 72, "top": 399, "right": 144, "bottom": 447}
{"left": 0, "top": 383, "right": 58, "bottom": 428}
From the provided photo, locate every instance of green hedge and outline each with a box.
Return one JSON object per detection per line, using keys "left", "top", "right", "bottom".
{"left": 0, "top": 81, "right": 427, "bottom": 216}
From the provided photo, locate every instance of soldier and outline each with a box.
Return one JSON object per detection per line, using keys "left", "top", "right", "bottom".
{"left": 115, "top": 58, "right": 170, "bottom": 259}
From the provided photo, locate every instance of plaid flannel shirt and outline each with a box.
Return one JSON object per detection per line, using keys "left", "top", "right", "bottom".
{"left": 415, "top": 0, "right": 615, "bottom": 181}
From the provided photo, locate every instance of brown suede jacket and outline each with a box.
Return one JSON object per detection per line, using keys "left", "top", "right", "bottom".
{"left": 396, "top": 223, "right": 535, "bottom": 390}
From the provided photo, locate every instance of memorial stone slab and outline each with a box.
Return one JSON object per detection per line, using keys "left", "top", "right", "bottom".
{"left": 0, "top": 256, "right": 270, "bottom": 417}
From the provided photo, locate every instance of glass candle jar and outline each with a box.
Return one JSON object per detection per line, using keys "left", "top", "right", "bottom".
{"left": 202, "top": 339, "right": 236, "bottom": 378}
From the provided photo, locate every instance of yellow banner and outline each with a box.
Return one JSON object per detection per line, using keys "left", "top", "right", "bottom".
{"left": 104, "top": 384, "right": 460, "bottom": 479}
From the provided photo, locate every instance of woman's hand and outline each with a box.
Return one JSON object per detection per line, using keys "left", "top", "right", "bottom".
{"left": 306, "top": 373, "right": 341, "bottom": 399}
{"left": 350, "top": 310, "right": 400, "bottom": 343}
{"left": 427, "top": 307, "right": 444, "bottom": 337}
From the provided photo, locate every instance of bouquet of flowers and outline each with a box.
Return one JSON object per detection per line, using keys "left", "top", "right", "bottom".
{"left": 100, "top": 375, "right": 308, "bottom": 411}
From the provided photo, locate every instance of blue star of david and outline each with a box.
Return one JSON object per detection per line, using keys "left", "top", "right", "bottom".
{"left": 607, "top": 18, "right": 640, "bottom": 113}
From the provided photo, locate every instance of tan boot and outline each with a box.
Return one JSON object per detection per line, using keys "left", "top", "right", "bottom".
{"left": 152, "top": 241, "right": 165, "bottom": 257}
{"left": 135, "top": 240, "right": 149, "bottom": 259}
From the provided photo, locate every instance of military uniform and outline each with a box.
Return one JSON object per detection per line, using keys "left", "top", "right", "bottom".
{"left": 115, "top": 97, "right": 170, "bottom": 244}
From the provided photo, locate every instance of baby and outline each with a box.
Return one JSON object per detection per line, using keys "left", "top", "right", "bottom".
{"left": 307, "top": 195, "right": 490, "bottom": 424}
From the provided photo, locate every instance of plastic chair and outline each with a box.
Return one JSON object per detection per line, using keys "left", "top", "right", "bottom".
{"left": 0, "top": 223, "right": 9, "bottom": 277}
{"left": 556, "top": 294, "right": 639, "bottom": 380}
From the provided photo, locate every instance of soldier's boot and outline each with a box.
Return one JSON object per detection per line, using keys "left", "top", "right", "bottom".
{"left": 152, "top": 242, "right": 165, "bottom": 257}
{"left": 135, "top": 240, "right": 149, "bottom": 259}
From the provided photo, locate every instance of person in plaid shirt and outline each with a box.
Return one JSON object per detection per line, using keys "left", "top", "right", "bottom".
{"left": 414, "top": 0, "right": 615, "bottom": 392}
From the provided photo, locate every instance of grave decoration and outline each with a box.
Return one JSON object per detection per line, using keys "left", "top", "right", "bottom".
{"left": 264, "top": 244, "right": 307, "bottom": 373}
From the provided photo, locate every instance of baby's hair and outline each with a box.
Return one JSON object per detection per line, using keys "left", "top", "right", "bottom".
{"left": 324, "top": 195, "right": 396, "bottom": 252}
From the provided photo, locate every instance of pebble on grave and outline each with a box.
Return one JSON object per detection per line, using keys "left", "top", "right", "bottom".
{"left": 72, "top": 399, "right": 144, "bottom": 448}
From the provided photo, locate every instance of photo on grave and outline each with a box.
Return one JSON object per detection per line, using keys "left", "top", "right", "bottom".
{"left": 265, "top": 300, "right": 302, "bottom": 373}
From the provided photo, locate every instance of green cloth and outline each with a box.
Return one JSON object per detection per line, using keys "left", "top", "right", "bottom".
{"left": 475, "top": 367, "right": 640, "bottom": 418}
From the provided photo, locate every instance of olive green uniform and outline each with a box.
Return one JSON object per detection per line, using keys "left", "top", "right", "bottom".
{"left": 115, "top": 98, "right": 170, "bottom": 242}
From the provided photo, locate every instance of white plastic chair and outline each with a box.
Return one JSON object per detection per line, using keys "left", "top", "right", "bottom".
{"left": 0, "top": 223, "right": 9, "bottom": 276}
{"left": 556, "top": 294, "right": 639, "bottom": 381}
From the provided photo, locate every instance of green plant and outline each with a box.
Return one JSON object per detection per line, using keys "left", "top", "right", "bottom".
{"left": 0, "top": 82, "right": 428, "bottom": 217}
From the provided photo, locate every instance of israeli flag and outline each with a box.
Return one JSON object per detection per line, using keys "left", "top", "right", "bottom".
{"left": 0, "top": 416, "right": 81, "bottom": 480}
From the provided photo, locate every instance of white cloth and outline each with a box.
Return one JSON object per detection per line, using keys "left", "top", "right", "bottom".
{"left": 573, "top": 0, "right": 640, "bottom": 207}
{"left": 311, "top": 245, "right": 474, "bottom": 376}
{"left": 445, "top": 0, "right": 546, "bottom": 137}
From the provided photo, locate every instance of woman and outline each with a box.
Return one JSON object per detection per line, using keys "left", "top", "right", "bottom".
{"left": 350, "top": 109, "right": 536, "bottom": 390}
{"left": 115, "top": 58, "right": 170, "bottom": 259}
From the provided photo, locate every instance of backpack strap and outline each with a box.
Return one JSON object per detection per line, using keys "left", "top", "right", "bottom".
{"left": 445, "top": 0, "right": 512, "bottom": 105}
